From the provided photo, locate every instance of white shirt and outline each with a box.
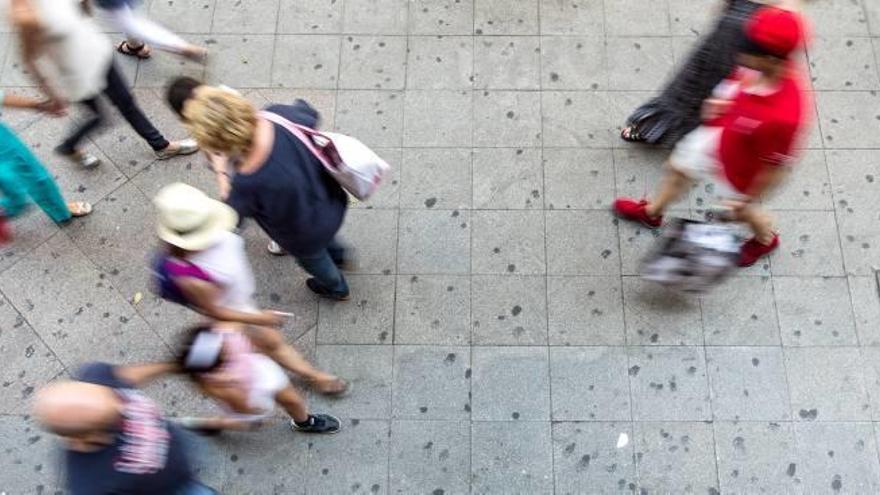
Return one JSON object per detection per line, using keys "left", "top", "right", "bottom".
{"left": 31, "top": 0, "right": 113, "bottom": 101}
{"left": 189, "top": 231, "right": 259, "bottom": 314}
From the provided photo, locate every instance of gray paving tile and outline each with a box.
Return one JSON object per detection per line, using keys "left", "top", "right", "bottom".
{"left": 633, "top": 421, "right": 718, "bottom": 494}
{"left": 403, "top": 90, "right": 473, "bottom": 147}
{"left": 212, "top": 0, "right": 278, "bottom": 33}
{"left": 859, "top": 347, "right": 880, "bottom": 421}
{"left": 549, "top": 347, "right": 631, "bottom": 421}
{"left": 668, "top": 0, "right": 717, "bottom": 36}
{"left": 539, "top": 0, "right": 604, "bottom": 36}
{"left": 317, "top": 275, "right": 395, "bottom": 344}
{"left": 342, "top": 0, "right": 408, "bottom": 34}
{"left": 474, "top": 0, "right": 539, "bottom": 35}
{"left": 850, "top": 276, "right": 880, "bottom": 345}
{"left": 540, "top": 36, "right": 607, "bottom": 90}
{"left": 471, "top": 275, "right": 547, "bottom": 345}
{"left": 769, "top": 211, "right": 845, "bottom": 277}
{"left": 304, "top": 419, "right": 391, "bottom": 494}
{"left": 774, "top": 276, "right": 858, "bottom": 346}
{"left": 471, "top": 346, "right": 550, "bottom": 421}
{"left": 0, "top": 234, "right": 164, "bottom": 364}
{"left": 471, "top": 421, "right": 553, "bottom": 494}
{"left": 473, "top": 36, "right": 541, "bottom": 89}
{"left": 134, "top": 49, "right": 205, "bottom": 88}
{"left": 795, "top": 422, "right": 880, "bottom": 493}
{"left": 0, "top": 294, "right": 64, "bottom": 414}
{"left": 148, "top": 0, "right": 215, "bottom": 32}
{"left": 389, "top": 420, "right": 470, "bottom": 494}
{"left": 397, "top": 209, "right": 470, "bottom": 274}
{"left": 472, "top": 148, "right": 543, "bottom": 209}
{"left": 400, "top": 148, "right": 472, "bottom": 209}
{"left": 394, "top": 275, "right": 471, "bottom": 345}
{"left": 408, "top": 0, "right": 474, "bottom": 35}
{"left": 185, "top": 431, "right": 228, "bottom": 491}
{"left": 707, "top": 346, "right": 791, "bottom": 421}
{"left": 816, "top": 91, "right": 880, "bottom": 149}
{"left": 203, "top": 35, "right": 274, "bottom": 88}
{"left": 542, "top": 91, "right": 613, "bottom": 147}
{"left": 714, "top": 421, "right": 801, "bottom": 494}
{"left": 221, "top": 422, "right": 307, "bottom": 494}
{"left": 604, "top": 0, "right": 669, "bottom": 36}
{"left": 544, "top": 148, "right": 615, "bottom": 209}
{"left": 0, "top": 207, "right": 59, "bottom": 276}
{"left": 808, "top": 36, "right": 880, "bottom": 90}
{"left": 473, "top": 90, "right": 542, "bottom": 147}
{"left": 802, "top": 0, "right": 870, "bottom": 37}
{"left": 406, "top": 36, "right": 474, "bottom": 89}
{"left": 471, "top": 210, "right": 545, "bottom": 275}
{"left": 547, "top": 276, "right": 625, "bottom": 345}
{"left": 311, "top": 345, "right": 392, "bottom": 419}
{"left": 605, "top": 37, "right": 674, "bottom": 91}
{"left": 270, "top": 35, "right": 341, "bottom": 89}
{"left": 869, "top": 0, "right": 880, "bottom": 36}
{"left": 613, "top": 146, "right": 694, "bottom": 208}
{"left": 628, "top": 346, "right": 711, "bottom": 421}
{"left": 277, "top": 0, "right": 343, "bottom": 33}
{"left": 763, "top": 149, "right": 833, "bottom": 211}
{"left": 827, "top": 149, "right": 880, "bottom": 276}
{"left": 552, "top": 421, "right": 635, "bottom": 492}
{"left": 0, "top": 415, "right": 64, "bottom": 494}
{"left": 339, "top": 36, "right": 407, "bottom": 90}
{"left": 392, "top": 345, "right": 471, "bottom": 419}
{"left": 701, "top": 276, "right": 781, "bottom": 346}
{"left": 785, "top": 347, "right": 871, "bottom": 421}
{"left": 545, "top": 210, "right": 620, "bottom": 276}
{"left": 337, "top": 208, "right": 398, "bottom": 274}
{"left": 623, "top": 277, "right": 703, "bottom": 346}
{"left": 334, "top": 90, "right": 404, "bottom": 148}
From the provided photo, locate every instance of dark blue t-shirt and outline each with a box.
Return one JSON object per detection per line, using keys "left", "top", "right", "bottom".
{"left": 66, "top": 363, "right": 194, "bottom": 495}
{"left": 226, "top": 100, "right": 348, "bottom": 257}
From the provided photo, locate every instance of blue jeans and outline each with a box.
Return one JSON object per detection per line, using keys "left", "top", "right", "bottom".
{"left": 296, "top": 238, "right": 349, "bottom": 295}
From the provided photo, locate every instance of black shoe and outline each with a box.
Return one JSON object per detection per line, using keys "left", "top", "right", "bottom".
{"left": 306, "top": 278, "right": 350, "bottom": 301}
{"left": 290, "top": 414, "right": 341, "bottom": 434}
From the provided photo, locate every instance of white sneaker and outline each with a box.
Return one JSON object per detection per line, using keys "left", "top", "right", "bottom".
{"left": 155, "top": 138, "right": 199, "bottom": 160}
{"left": 267, "top": 240, "right": 287, "bottom": 256}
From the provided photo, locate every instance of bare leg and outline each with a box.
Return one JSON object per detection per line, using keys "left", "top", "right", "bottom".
{"left": 734, "top": 204, "right": 775, "bottom": 244}
{"left": 184, "top": 416, "right": 258, "bottom": 431}
{"left": 274, "top": 385, "right": 310, "bottom": 423}
{"left": 645, "top": 162, "right": 694, "bottom": 218}
{"left": 244, "top": 326, "right": 345, "bottom": 393}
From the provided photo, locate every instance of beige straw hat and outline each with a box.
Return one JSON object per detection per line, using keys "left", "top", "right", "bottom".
{"left": 153, "top": 182, "right": 238, "bottom": 251}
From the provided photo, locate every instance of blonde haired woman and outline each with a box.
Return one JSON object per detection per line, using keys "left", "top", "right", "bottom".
{"left": 183, "top": 87, "right": 352, "bottom": 301}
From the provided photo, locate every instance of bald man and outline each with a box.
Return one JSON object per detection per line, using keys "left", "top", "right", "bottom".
{"left": 33, "top": 362, "right": 217, "bottom": 495}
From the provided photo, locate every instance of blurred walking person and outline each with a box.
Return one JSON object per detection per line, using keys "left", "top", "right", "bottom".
{"left": 620, "top": 0, "right": 800, "bottom": 145}
{"left": 9, "top": 0, "right": 198, "bottom": 169}
{"left": 0, "top": 90, "right": 93, "bottom": 229}
{"left": 80, "top": 0, "right": 207, "bottom": 61}
{"left": 152, "top": 182, "right": 348, "bottom": 395}
{"left": 179, "top": 86, "right": 353, "bottom": 301}
{"left": 33, "top": 361, "right": 219, "bottom": 494}
{"left": 614, "top": 6, "right": 811, "bottom": 267}
{"left": 175, "top": 323, "right": 342, "bottom": 435}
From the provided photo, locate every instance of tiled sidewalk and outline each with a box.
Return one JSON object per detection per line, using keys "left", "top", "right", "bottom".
{"left": 3, "top": 0, "right": 880, "bottom": 493}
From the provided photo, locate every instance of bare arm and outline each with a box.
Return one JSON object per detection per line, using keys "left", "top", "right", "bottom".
{"left": 2, "top": 92, "right": 42, "bottom": 110}
{"left": 176, "top": 277, "right": 281, "bottom": 327}
{"left": 114, "top": 362, "right": 178, "bottom": 387}
{"left": 745, "top": 164, "right": 789, "bottom": 199}
{"left": 9, "top": 0, "right": 66, "bottom": 111}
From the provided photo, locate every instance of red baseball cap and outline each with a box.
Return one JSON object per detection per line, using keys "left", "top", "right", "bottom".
{"left": 744, "top": 7, "right": 804, "bottom": 58}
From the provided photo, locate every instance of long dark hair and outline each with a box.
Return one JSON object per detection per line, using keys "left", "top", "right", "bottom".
{"left": 176, "top": 325, "right": 224, "bottom": 378}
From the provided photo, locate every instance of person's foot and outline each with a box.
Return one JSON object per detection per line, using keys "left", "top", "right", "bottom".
{"left": 267, "top": 240, "right": 287, "bottom": 256}
{"left": 290, "top": 414, "right": 341, "bottom": 434}
{"left": 613, "top": 198, "right": 663, "bottom": 228}
{"left": 738, "top": 234, "right": 779, "bottom": 267}
{"left": 306, "top": 278, "right": 350, "bottom": 301}
{"left": 56, "top": 147, "right": 101, "bottom": 169}
{"left": 176, "top": 417, "right": 224, "bottom": 436}
{"left": 155, "top": 139, "right": 200, "bottom": 160}
{"left": 66, "top": 201, "right": 92, "bottom": 218}
{"left": 310, "top": 375, "right": 351, "bottom": 397}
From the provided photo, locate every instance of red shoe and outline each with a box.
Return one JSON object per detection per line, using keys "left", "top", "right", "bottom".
{"left": 738, "top": 235, "right": 779, "bottom": 267}
{"left": 613, "top": 198, "right": 663, "bottom": 228}
{"left": 0, "top": 215, "right": 11, "bottom": 245}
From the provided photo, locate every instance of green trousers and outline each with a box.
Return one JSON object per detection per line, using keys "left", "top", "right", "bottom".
{"left": 0, "top": 123, "right": 70, "bottom": 223}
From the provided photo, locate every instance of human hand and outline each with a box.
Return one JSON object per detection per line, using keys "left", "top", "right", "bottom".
{"left": 181, "top": 45, "right": 208, "bottom": 63}
{"left": 701, "top": 98, "right": 731, "bottom": 121}
{"left": 39, "top": 97, "right": 68, "bottom": 117}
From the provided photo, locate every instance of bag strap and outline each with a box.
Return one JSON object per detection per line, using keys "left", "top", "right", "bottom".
{"left": 258, "top": 111, "right": 335, "bottom": 172}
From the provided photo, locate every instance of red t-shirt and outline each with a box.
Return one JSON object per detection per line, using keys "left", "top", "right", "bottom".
{"left": 714, "top": 66, "right": 808, "bottom": 193}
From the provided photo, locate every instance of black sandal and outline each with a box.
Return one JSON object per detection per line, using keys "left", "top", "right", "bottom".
{"left": 117, "top": 41, "right": 152, "bottom": 59}
{"left": 620, "top": 125, "right": 647, "bottom": 143}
